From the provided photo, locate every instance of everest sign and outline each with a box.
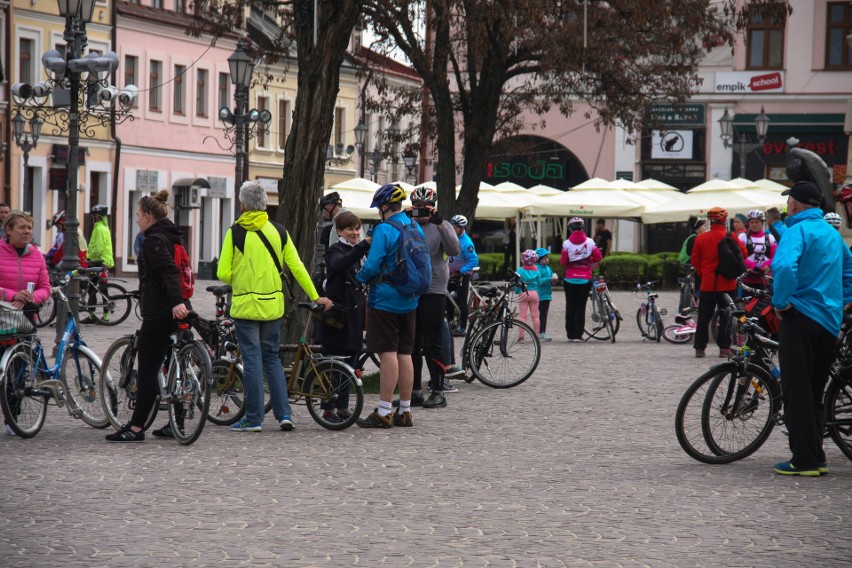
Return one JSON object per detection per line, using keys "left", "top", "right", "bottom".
{"left": 714, "top": 71, "right": 784, "bottom": 93}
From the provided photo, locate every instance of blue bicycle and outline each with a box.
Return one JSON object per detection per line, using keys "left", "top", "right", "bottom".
{"left": 0, "top": 275, "right": 107, "bottom": 438}
{"left": 634, "top": 281, "right": 666, "bottom": 343}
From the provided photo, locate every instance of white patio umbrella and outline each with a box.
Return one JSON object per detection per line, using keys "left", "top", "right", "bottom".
{"left": 527, "top": 184, "right": 563, "bottom": 196}
{"left": 641, "top": 186, "right": 787, "bottom": 223}
{"left": 686, "top": 179, "right": 738, "bottom": 193}
{"left": 325, "top": 178, "right": 381, "bottom": 220}
{"left": 754, "top": 178, "right": 789, "bottom": 192}
{"left": 634, "top": 178, "right": 679, "bottom": 191}
{"left": 329, "top": 177, "right": 381, "bottom": 192}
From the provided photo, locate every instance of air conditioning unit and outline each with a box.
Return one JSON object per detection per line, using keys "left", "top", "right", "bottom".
{"left": 177, "top": 185, "right": 202, "bottom": 208}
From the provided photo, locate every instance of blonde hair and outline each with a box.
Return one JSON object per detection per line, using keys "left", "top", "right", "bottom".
{"left": 3, "top": 210, "right": 34, "bottom": 233}
{"left": 139, "top": 189, "right": 170, "bottom": 220}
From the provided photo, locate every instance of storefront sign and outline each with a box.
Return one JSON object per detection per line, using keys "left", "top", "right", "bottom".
{"left": 486, "top": 160, "right": 565, "bottom": 182}
{"left": 647, "top": 104, "right": 705, "bottom": 126}
{"left": 51, "top": 144, "right": 87, "bottom": 165}
{"left": 135, "top": 170, "right": 158, "bottom": 192}
{"left": 714, "top": 71, "right": 784, "bottom": 93}
{"left": 651, "top": 130, "right": 694, "bottom": 160}
{"left": 207, "top": 176, "right": 227, "bottom": 198}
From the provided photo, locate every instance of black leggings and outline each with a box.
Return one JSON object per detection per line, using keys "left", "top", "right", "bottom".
{"left": 563, "top": 282, "right": 591, "bottom": 340}
{"left": 130, "top": 316, "right": 177, "bottom": 429}
{"left": 539, "top": 300, "right": 551, "bottom": 333}
{"left": 413, "top": 293, "right": 446, "bottom": 392}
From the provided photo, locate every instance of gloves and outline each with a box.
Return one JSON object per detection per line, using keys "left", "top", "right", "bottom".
{"left": 430, "top": 212, "right": 444, "bottom": 225}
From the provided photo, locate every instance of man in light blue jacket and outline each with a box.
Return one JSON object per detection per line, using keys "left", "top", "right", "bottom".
{"left": 771, "top": 181, "right": 852, "bottom": 476}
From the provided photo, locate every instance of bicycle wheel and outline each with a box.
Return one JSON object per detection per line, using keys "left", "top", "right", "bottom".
{"left": 0, "top": 346, "right": 47, "bottom": 438}
{"left": 207, "top": 359, "right": 245, "bottom": 426}
{"left": 600, "top": 296, "right": 618, "bottom": 343}
{"left": 304, "top": 360, "right": 364, "bottom": 430}
{"left": 652, "top": 306, "right": 663, "bottom": 343}
{"left": 585, "top": 295, "right": 614, "bottom": 341}
{"left": 99, "top": 335, "right": 157, "bottom": 431}
{"left": 679, "top": 282, "right": 695, "bottom": 315}
{"left": 61, "top": 346, "right": 108, "bottom": 428}
{"left": 90, "top": 283, "right": 131, "bottom": 326}
{"left": 662, "top": 324, "right": 692, "bottom": 345}
{"left": 675, "top": 362, "right": 776, "bottom": 464}
{"left": 635, "top": 306, "right": 649, "bottom": 338}
{"left": 168, "top": 341, "right": 212, "bottom": 445}
{"left": 824, "top": 367, "right": 852, "bottom": 461}
{"left": 36, "top": 294, "right": 57, "bottom": 328}
{"left": 468, "top": 319, "right": 540, "bottom": 388}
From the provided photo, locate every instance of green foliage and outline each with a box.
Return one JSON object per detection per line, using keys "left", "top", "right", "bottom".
{"left": 598, "top": 254, "right": 648, "bottom": 286}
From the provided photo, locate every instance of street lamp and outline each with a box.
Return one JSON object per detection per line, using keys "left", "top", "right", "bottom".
{"left": 387, "top": 121, "right": 400, "bottom": 180}
{"left": 12, "top": 113, "right": 42, "bottom": 213}
{"left": 11, "top": 0, "right": 136, "bottom": 328}
{"left": 219, "top": 40, "right": 271, "bottom": 220}
{"left": 403, "top": 150, "right": 418, "bottom": 184}
{"left": 719, "top": 106, "right": 771, "bottom": 178}
{"left": 354, "top": 120, "right": 367, "bottom": 178}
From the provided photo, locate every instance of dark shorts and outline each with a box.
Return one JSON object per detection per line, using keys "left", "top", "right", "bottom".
{"left": 366, "top": 307, "right": 416, "bottom": 355}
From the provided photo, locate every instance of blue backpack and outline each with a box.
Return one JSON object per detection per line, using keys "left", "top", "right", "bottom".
{"left": 382, "top": 219, "right": 432, "bottom": 296}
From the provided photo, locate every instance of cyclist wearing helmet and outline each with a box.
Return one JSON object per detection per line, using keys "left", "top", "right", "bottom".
{"left": 45, "top": 210, "right": 89, "bottom": 268}
{"left": 406, "top": 186, "right": 461, "bottom": 410}
{"left": 314, "top": 191, "right": 344, "bottom": 293}
{"left": 447, "top": 214, "right": 478, "bottom": 335}
{"left": 83, "top": 204, "right": 114, "bottom": 323}
{"left": 561, "top": 217, "right": 602, "bottom": 342}
{"left": 356, "top": 183, "right": 426, "bottom": 428}
{"left": 690, "top": 206, "right": 748, "bottom": 358}
{"left": 535, "top": 247, "right": 558, "bottom": 342}
{"left": 824, "top": 212, "right": 842, "bottom": 230}
{"left": 738, "top": 209, "right": 776, "bottom": 289}
{"left": 516, "top": 249, "right": 541, "bottom": 342}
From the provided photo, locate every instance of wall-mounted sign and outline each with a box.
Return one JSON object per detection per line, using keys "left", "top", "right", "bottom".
{"left": 486, "top": 160, "right": 565, "bottom": 182}
{"left": 651, "top": 130, "right": 694, "bottom": 160}
{"left": 49, "top": 167, "right": 68, "bottom": 190}
{"left": 51, "top": 144, "right": 87, "bottom": 165}
{"left": 207, "top": 176, "right": 227, "bottom": 199}
{"left": 647, "top": 104, "right": 705, "bottom": 126}
{"left": 135, "top": 170, "right": 158, "bottom": 192}
{"left": 714, "top": 71, "right": 784, "bottom": 93}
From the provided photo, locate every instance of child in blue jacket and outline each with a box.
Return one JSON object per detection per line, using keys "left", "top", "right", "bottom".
{"left": 535, "top": 247, "right": 558, "bottom": 342}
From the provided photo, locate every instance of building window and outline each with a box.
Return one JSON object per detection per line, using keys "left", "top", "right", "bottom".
{"left": 827, "top": 2, "right": 852, "bottom": 69}
{"left": 174, "top": 64, "right": 186, "bottom": 114}
{"left": 196, "top": 69, "right": 208, "bottom": 117}
{"left": 19, "top": 38, "right": 34, "bottom": 85}
{"left": 174, "top": 0, "right": 185, "bottom": 12}
{"left": 151, "top": 0, "right": 162, "bottom": 8}
{"left": 747, "top": 6, "right": 785, "bottom": 69}
{"left": 149, "top": 60, "right": 162, "bottom": 111}
{"left": 278, "top": 99, "right": 290, "bottom": 150}
{"left": 217, "top": 72, "right": 230, "bottom": 113}
{"left": 257, "top": 96, "right": 269, "bottom": 148}
{"left": 334, "top": 107, "right": 344, "bottom": 149}
{"left": 124, "top": 55, "right": 137, "bottom": 87}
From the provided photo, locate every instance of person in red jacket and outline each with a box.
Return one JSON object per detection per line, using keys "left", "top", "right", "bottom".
{"left": 690, "top": 207, "right": 748, "bottom": 358}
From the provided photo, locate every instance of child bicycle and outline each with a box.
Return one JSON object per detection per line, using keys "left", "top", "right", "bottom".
{"left": 0, "top": 274, "right": 107, "bottom": 438}
{"left": 634, "top": 280, "right": 666, "bottom": 342}
{"left": 98, "top": 311, "right": 213, "bottom": 445}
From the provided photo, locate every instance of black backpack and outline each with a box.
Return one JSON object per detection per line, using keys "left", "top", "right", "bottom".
{"left": 716, "top": 232, "right": 747, "bottom": 280}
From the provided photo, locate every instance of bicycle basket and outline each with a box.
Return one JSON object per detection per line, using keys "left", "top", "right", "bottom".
{"left": 744, "top": 295, "right": 779, "bottom": 335}
{"left": 0, "top": 302, "right": 35, "bottom": 335}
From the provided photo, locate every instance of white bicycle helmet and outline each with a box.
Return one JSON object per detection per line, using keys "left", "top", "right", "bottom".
{"left": 450, "top": 214, "right": 468, "bottom": 228}
{"left": 568, "top": 217, "right": 585, "bottom": 231}
{"left": 747, "top": 209, "right": 765, "bottom": 221}
{"left": 824, "top": 212, "right": 842, "bottom": 228}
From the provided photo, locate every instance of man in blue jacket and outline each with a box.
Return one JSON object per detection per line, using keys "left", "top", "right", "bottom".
{"left": 447, "top": 214, "right": 479, "bottom": 336}
{"left": 356, "top": 184, "right": 426, "bottom": 428}
{"left": 772, "top": 181, "right": 852, "bottom": 476}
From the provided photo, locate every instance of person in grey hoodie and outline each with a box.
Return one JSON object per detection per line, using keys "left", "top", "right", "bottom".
{"left": 405, "top": 187, "right": 460, "bottom": 409}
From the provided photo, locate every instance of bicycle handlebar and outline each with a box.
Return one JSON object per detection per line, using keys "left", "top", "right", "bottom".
{"left": 736, "top": 272, "right": 773, "bottom": 297}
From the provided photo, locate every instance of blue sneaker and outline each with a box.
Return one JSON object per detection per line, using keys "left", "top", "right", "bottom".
{"left": 773, "top": 460, "right": 820, "bottom": 477}
{"left": 231, "top": 418, "right": 262, "bottom": 432}
{"left": 279, "top": 416, "right": 295, "bottom": 431}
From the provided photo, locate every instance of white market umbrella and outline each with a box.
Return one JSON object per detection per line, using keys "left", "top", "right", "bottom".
{"left": 329, "top": 177, "right": 381, "bottom": 192}
{"left": 527, "top": 184, "right": 563, "bottom": 196}
{"left": 641, "top": 188, "right": 786, "bottom": 223}
{"left": 754, "top": 178, "right": 789, "bottom": 192}
{"left": 728, "top": 177, "right": 762, "bottom": 190}
{"left": 687, "top": 179, "right": 738, "bottom": 193}
{"left": 525, "top": 187, "right": 645, "bottom": 218}
{"left": 635, "top": 178, "right": 679, "bottom": 191}
{"left": 570, "top": 177, "right": 615, "bottom": 191}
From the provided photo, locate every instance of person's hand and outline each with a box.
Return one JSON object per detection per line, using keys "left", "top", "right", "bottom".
{"left": 364, "top": 236, "right": 372, "bottom": 246}
{"left": 172, "top": 303, "right": 189, "bottom": 320}
{"left": 551, "top": 273, "right": 559, "bottom": 281}
{"left": 761, "top": 265, "right": 771, "bottom": 273}
{"left": 13, "top": 290, "right": 33, "bottom": 305}
{"left": 315, "top": 297, "right": 333, "bottom": 311}
{"left": 11, "top": 300, "right": 25, "bottom": 309}
{"left": 774, "top": 304, "right": 792, "bottom": 320}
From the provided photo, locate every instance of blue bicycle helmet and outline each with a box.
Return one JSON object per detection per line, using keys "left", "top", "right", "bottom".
{"left": 370, "top": 183, "right": 407, "bottom": 208}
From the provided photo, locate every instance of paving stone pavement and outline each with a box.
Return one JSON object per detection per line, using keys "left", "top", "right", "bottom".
{"left": 1, "top": 281, "right": 851, "bottom": 567}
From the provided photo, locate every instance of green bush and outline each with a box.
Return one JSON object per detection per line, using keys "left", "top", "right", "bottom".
{"left": 476, "top": 253, "right": 504, "bottom": 279}
{"left": 598, "top": 254, "right": 648, "bottom": 285}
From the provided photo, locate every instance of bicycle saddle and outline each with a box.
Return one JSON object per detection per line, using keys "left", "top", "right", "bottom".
{"left": 205, "top": 284, "right": 232, "bottom": 295}
{"left": 477, "top": 285, "right": 498, "bottom": 297}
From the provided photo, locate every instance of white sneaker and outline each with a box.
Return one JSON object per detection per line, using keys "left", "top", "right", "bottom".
{"left": 4, "top": 424, "right": 16, "bottom": 436}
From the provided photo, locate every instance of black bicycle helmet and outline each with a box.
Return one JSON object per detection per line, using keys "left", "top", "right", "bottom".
{"left": 320, "top": 191, "right": 342, "bottom": 210}
{"left": 91, "top": 204, "right": 108, "bottom": 216}
{"left": 370, "top": 184, "right": 407, "bottom": 208}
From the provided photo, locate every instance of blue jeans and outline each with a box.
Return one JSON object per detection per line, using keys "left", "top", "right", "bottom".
{"left": 234, "top": 318, "right": 291, "bottom": 425}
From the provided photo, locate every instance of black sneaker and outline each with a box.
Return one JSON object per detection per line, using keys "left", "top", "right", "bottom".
{"left": 105, "top": 425, "right": 144, "bottom": 443}
{"left": 356, "top": 409, "right": 393, "bottom": 429}
{"left": 392, "top": 392, "right": 425, "bottom": 407}
{"left": 393, "top": 411, "right": 413, "bottom": 427}
{"left": 152, "top": 424, "right": 174, "bottom": 439}
{"left": 422, "top": 392, "right": 447, "bottom": 409}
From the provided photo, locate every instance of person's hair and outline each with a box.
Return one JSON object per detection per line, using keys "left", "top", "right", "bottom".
{"left": 239, "top": 180, "right": 268, "bottom": 211}
{"left": 335, "top": 210, "right": 361, "bottom": 231}
{"left": 0, "top": 203, "right": 9, "bottom": 209}
{"left": 766, "top": 207, "right": 781, "bottom": 218}
{"left": 138, "top": 189, "right": 171, "bottom": 220}
{"left": 596, "top": 218, "right": 605, "bottom": 225}
{"left": 3, "top": 209, "right": 34, "bottom": 233}
{"left": 385, "top": 202, "right": 402, "bottom": 213}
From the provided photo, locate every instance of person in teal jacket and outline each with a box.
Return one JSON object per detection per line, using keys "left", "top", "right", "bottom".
{"left": 535, "top": 247, "right": 558, "bottom": 342}
{"left": 771, "top": 181, "right": 852, "bottom": 477}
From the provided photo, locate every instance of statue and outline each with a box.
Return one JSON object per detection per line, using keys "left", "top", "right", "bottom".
{"left": 786, "top": 147, "right": 835, "bottom": 214}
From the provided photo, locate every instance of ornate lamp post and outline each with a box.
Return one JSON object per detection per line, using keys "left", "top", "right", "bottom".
{"left": 219, "top": 40, "right": 270, "bottom": 220}
{"left": 11, "top": 0, "right": 136, "bottom": 326}
{"left": 387, "top": 121, "right": 400, "bottom": 180}
{"left": 403, "top": 150, "right": 418, "bottom": 184}
{"left": 719, "top": 106, "right": 771, "bottom": 179}
{"left": 12, "top": 113, "right": 42, "bottom": 212}
{"left": 354, "top": 120, "right": 367, "bottom": 178}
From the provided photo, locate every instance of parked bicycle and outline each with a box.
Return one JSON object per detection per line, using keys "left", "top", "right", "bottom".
{"left": 0, "top": 275, "right": 107, "bottom": 438}
{"left": 37, "top": 266, "right": 132, "bottom": 327}
{"left": 584, "top": 275, "right": 621, "bottom": 342}
{"left": 634, "top": 281, "right": 666, "bottom": 342}
{"left": 98, "top": 312, "right": 213, "bottom": 445}
{"left": 446, "top": 267, "right": 487, "bottom": 334}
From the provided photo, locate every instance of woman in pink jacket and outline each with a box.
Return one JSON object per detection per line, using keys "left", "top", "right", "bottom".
{"left": 560, "top": 217, "right": 602, "bottom": 342}
{"left": 0, "top": 210, "right": 51, "bottom": 314}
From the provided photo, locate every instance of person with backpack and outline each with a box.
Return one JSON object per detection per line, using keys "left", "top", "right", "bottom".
{"left": 406, "top": 186, "right": 461, "bottom": 409}
{"left": 678, "top": 216, "right": 706, "bottom": 266}
{"left": 738, "top": 209, "right": 776, "bottom": 289}
{"left": 356, "top": 184, "right": 430, "bottom": 428}
{"left": 217, "top": 181, "right": 332, "bottom": 434}
{"left": 690, "top": 207, "right": 748, "bottom": 359}
{"left": 105, "top": 190, "right": 191, "bottom": 442}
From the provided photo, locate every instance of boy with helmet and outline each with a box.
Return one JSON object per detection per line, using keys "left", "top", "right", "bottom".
{"left": 447, "top": 214, "right": 479, "bottom": 335}
{"left": 83, "top": 204, "right": 114, "bottom": 323}
{"left": 405, "top": 186, "right": 461, "bottom": 410}
{"left": 737, "top": 209, "right": 776, "bottom": 289}
{"left": 561, "top": 217, "right": 602, "bottom": 342}
{"left": 690, "top": 207, "right": 748, "bottom": 358}
{"left": 356, "top": 184, "right": 426, "bottom": 428}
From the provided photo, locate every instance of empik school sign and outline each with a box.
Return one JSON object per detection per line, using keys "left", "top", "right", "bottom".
{"left": 714, "top": 71, "right": 785, "bottom": 93}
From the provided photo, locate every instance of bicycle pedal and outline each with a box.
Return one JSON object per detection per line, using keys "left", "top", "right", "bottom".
{"left": 36, "top": 380, "right": 66, "bottom": 408}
